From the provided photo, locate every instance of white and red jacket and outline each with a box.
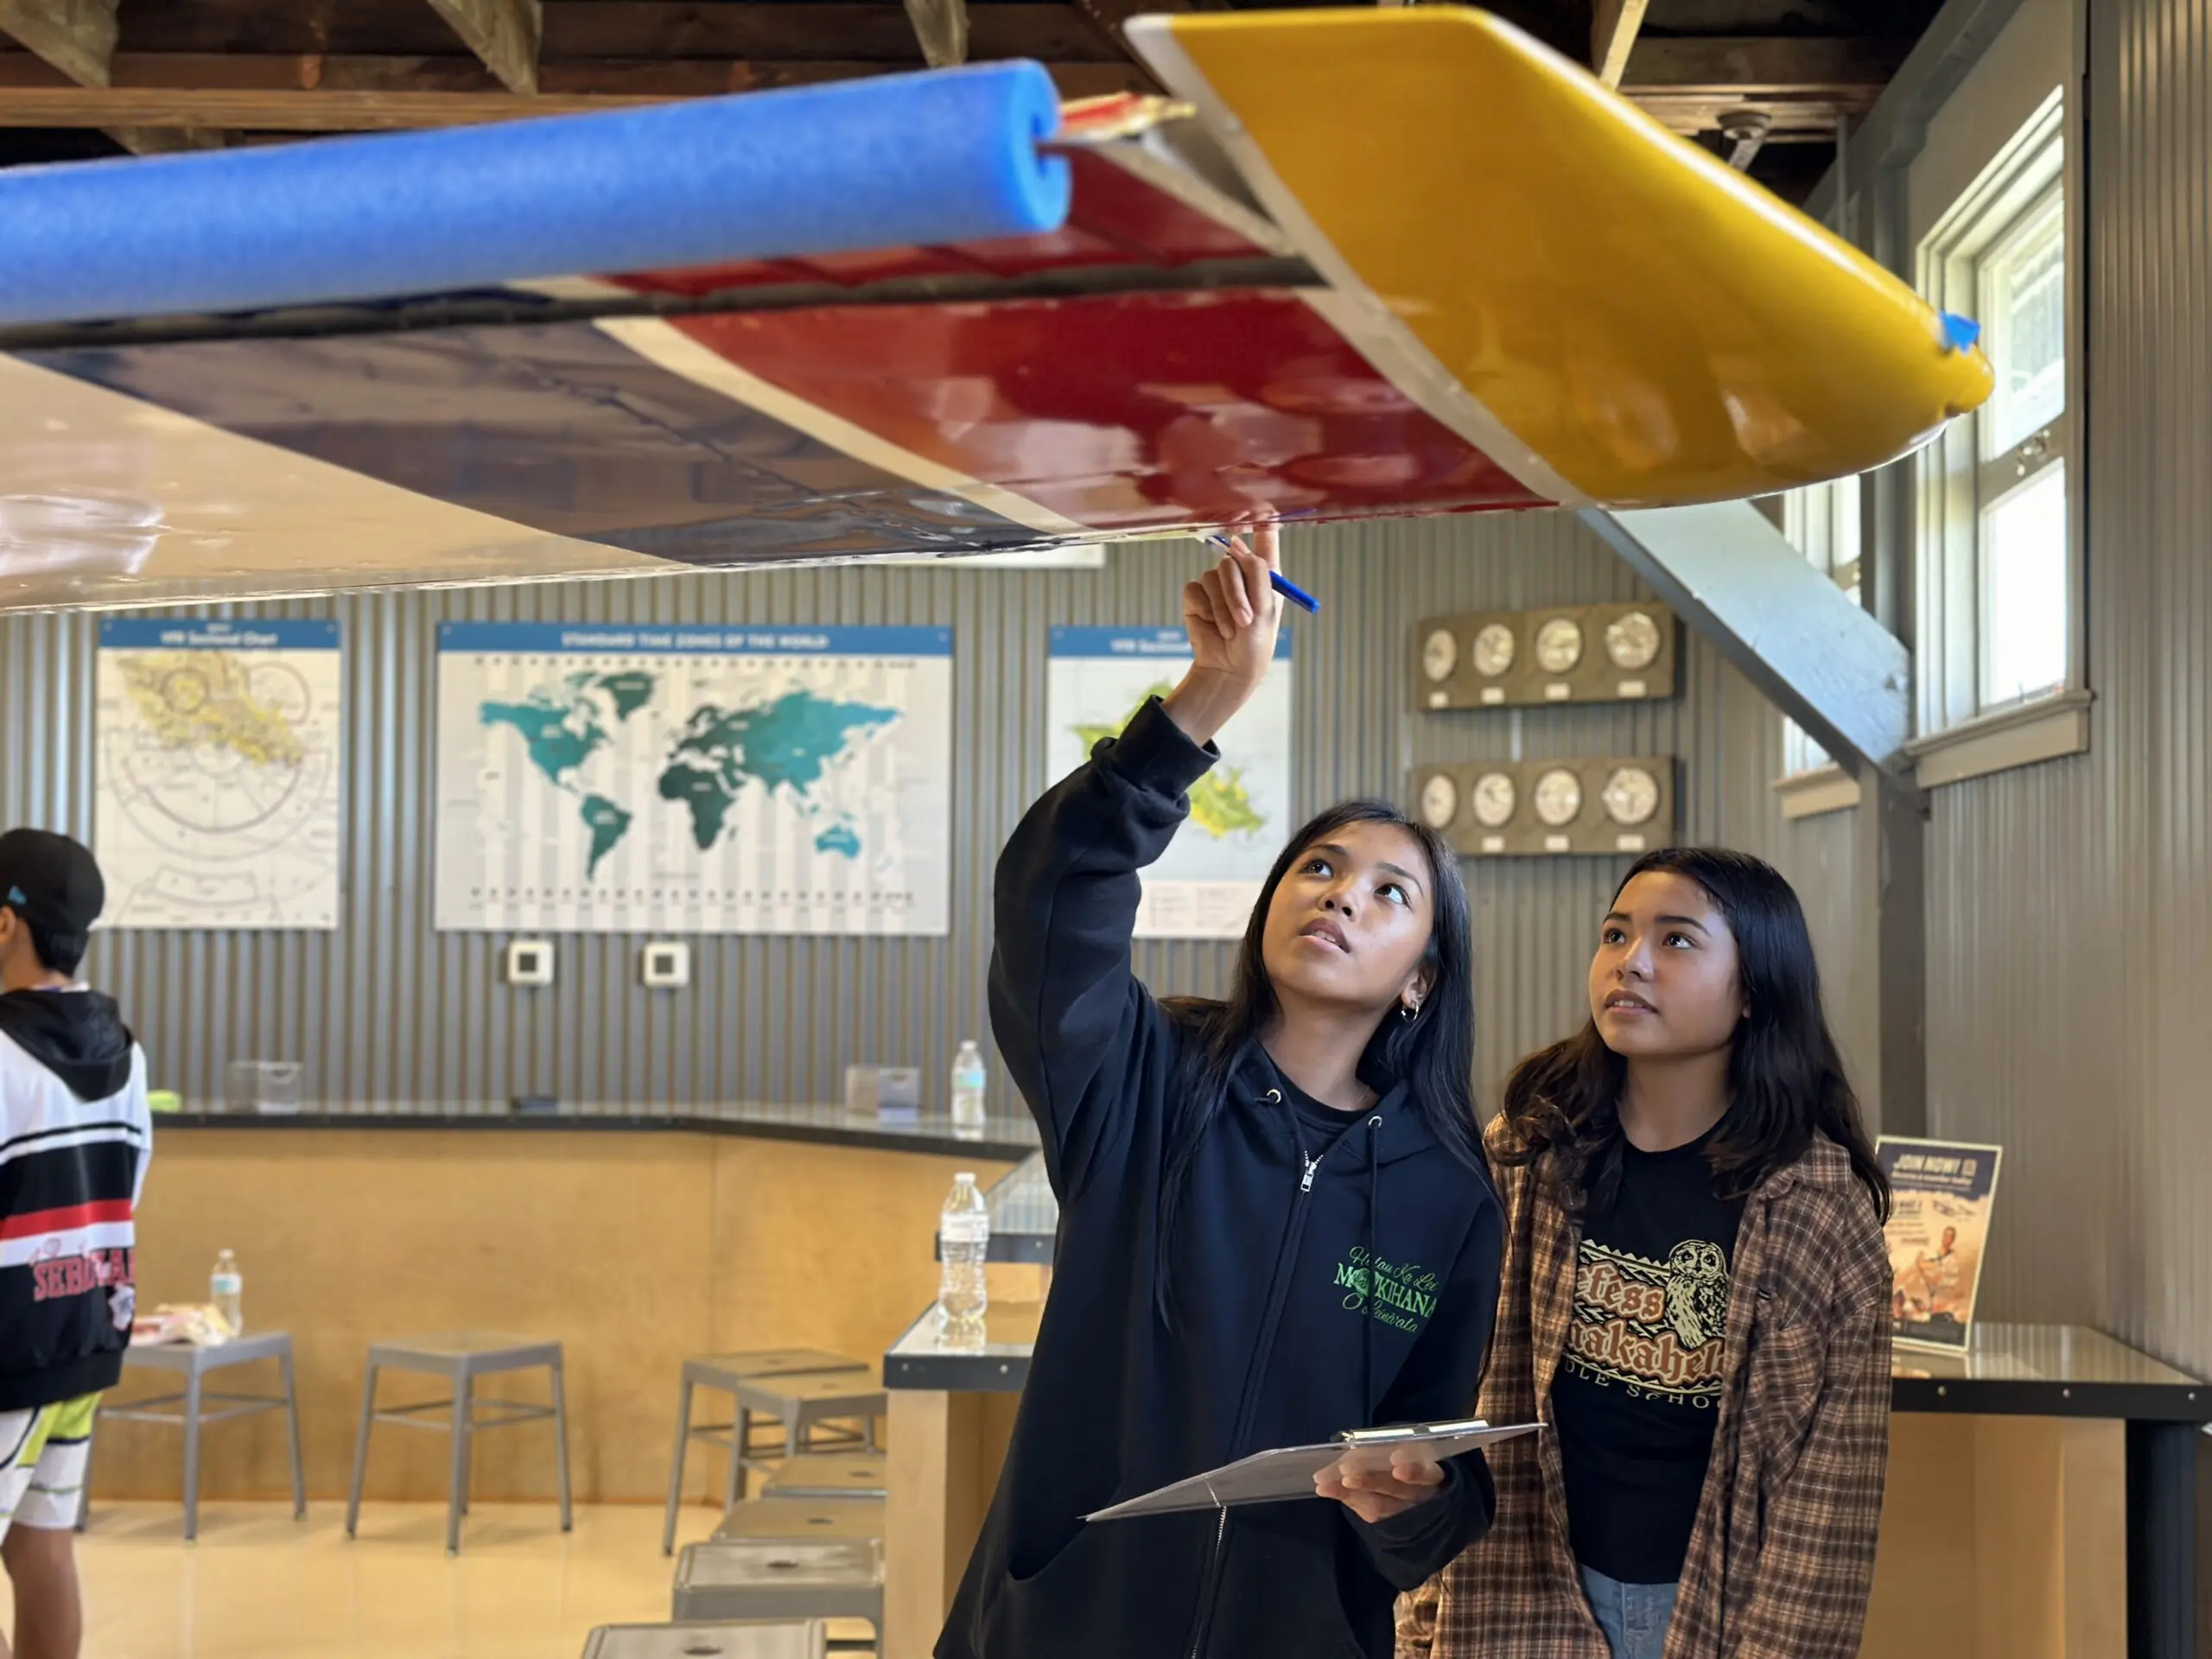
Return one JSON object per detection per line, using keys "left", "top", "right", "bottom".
{"left": 0, "top": 987, "right": 150, "bottom": 1409}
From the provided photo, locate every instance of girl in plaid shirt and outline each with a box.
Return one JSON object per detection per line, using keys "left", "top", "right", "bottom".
{"left": 1403, "top": 849, "right": 1892, "bottom": 1659}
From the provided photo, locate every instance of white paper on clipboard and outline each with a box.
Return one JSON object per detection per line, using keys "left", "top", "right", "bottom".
{"left": 1082, "top": 1419, "right": 1541, "bottom": 1522}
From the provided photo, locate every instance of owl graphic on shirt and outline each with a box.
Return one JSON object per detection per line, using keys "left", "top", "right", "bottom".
{"left": 1663, "top": 1240, "right": 1731, "bottom": 1350}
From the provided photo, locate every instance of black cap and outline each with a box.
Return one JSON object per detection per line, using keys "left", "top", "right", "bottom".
{"left": 0, "top": 830, "right": 105, "bottom": 937}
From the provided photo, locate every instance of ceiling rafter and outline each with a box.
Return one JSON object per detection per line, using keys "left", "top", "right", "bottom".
{"left": 423, "top": 0, "right": 539, "bottom": 95}
{"left": 0, "top": 0, "right": 229, "bottom": 153}
{"left": 902, "top": 0, "right": 969, "bottom": 69}
{"left": 1592, "top": 0, "right": 1650, "bottom": 88}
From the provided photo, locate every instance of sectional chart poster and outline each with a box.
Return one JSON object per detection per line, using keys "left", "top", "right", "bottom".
{"left": 95, "top": 617, "right": 343, "bottom": 930}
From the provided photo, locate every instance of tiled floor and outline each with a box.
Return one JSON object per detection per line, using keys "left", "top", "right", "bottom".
{"left": 0, "top": 1501, "right": 869, "bottom": 1659}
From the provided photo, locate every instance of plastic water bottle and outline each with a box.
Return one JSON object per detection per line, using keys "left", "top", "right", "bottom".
{"left": 210, "top": 1249, "right": 244, "bottom": 1338}
{"left": 938, "top": 1173, "right": 989, "bottom": 1338}
{"left": 950, "top": 1040, "right": 988, "bottom": 1130}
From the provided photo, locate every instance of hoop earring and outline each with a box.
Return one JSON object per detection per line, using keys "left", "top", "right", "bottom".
{"left": 1399, "top": 1001, "right": 1418, "bottom": 1021}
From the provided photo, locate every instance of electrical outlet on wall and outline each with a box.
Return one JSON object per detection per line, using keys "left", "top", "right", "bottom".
{"left": 505, "top": 940, "right": 555, "bottom": 988}
{"left": 641, "top": 941, "right": 690, "bottom": 989}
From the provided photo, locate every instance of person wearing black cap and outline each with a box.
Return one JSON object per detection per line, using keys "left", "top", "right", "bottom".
{"left": 0, "top": 829, "right": 150, "bottom": 1659}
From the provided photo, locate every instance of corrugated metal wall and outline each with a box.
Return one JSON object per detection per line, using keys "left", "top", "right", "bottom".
{"left": 1922, "top": 0, "right": 2212, "bottom": 1377}
{"left": 0, "top": 511, "right": 1849, "bottom": 1118}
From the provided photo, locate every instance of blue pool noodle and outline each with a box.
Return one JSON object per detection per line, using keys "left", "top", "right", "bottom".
{"left": 0, "top": 62, "right": 1070, "bottom": 327}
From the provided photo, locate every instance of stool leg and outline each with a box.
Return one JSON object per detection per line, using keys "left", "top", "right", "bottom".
{"left": 550, "top": 1358, "right": 572, "bottom": 1535}
{"left": 280, "top": 1347, "right": 307, "bottom": 1521}
{"left": 181, "top": 1365, "right": 204, "bottom": 1543}
{"left": 721, "top": 1390, "right": 746, "bottom": 1515}
{"left": 661, "top": 1376, "right": 695, "bottom": 1556}
{"left": 446, "top": 1374, "right": 473, "bottom": 1556}
{"left": 346, "top": 1363, "right": 378, "bottom": 1539}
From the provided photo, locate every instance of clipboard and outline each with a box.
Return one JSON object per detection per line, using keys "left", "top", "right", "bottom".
{"left": 1082, "top": 1418, "right": 1541, "bottom": 1521}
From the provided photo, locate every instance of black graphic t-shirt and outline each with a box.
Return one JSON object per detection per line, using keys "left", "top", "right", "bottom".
{"left": 1550, "top": 1122, "right": 1745, "bottom": 1586}
{"left": 1279, "top": 1075, "right": 1364, "bottom": 1161}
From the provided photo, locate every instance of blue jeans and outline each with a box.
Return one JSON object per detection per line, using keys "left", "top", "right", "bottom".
{"left": 1579, "top": 1565, "right": 1679, "bottom": 1659}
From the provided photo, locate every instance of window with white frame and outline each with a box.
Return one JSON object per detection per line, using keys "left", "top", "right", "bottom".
{"left": 1777, "top": 475, "right": 1862, "bottom": 777}
{"left": 1916, "top": 91, "right": 2075, "bottom": 735}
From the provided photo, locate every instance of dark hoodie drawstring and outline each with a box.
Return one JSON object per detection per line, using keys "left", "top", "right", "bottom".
{"left": 1363, "top": 1111, "right": 1382, "bottom": 1421}
{"left": 1271, "top": 1085, "right": 1389, "bottom": 1422}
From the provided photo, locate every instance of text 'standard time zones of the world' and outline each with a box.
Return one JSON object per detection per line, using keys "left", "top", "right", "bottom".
{"left": 433, "top": 624, "right": 951, "bottom": 935}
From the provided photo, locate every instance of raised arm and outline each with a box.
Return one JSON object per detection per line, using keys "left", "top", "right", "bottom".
{"left": 986, "top": 525, "right": 1284, "bottom": 1194}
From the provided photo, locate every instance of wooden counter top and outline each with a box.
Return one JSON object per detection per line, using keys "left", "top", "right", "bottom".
{"left": 157, "top": 1098, "right": 1041, "bottom": 1162}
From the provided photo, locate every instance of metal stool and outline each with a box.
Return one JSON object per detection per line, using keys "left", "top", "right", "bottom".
{"left": 661, "top": 1353, "right": 878, "bottom": 1554}
{"left": 581, "top": 1620, "right": 826, "bottom": 1659}
{"left": 672, "top": 1538, "right": 883, "bottom": 1632}
{"left": 345, "top": 1332, "right": 571, "bottom": 1554}
{"left": 760, "top": 1452, "right": 887, "bottom": 1501}
{"left": 713, "top": 1497, "right": 885, "bottom": 1542}
{"left": 79, "top": 1332, "right": 306, "bottom": 1541}
{"left": 733, "top": 1373, "right": 883, "bottom": 1469}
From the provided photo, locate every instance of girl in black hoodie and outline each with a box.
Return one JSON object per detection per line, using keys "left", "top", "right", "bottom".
{"left": 939, "top": 527, "right": 1504, "bottom": 1659}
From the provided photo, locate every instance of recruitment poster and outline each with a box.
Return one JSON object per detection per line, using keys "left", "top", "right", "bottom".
{"left": 1878, "top": 1136, "right": 2003, "bottom": 1352}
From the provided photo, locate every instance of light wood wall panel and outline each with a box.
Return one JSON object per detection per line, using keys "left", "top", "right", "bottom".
{"left": 98, "top": 1128, "right": 1014, "bottom": 1504}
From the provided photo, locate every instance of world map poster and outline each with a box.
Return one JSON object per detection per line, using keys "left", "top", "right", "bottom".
{"left": 95, "top": 617, "right": 343, "bottom": 930}
{"left": 1047, "top": 626, "right": 1293, "bottom": 939}
{"left": 433, "top": 623, "right": 951, "bottom": 935}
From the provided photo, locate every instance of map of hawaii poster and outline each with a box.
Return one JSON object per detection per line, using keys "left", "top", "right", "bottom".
{"left": 1047, "top": 626, "right": 1293, "bottom": 939}
{"left": 433, "top": 623, "right": 950, "bottom": 935}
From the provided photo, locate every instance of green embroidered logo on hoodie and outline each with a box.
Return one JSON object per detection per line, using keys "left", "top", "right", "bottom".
{"left": 1333, "top": 1246, "right": 1440, "bottom": 1334}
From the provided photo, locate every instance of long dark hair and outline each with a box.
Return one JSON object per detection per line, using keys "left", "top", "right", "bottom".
{"left": 1496, "top": 846, "right": 1890, "bottom": 1221}
{"left": 1155, "top": 800, "right": 1485, "bottom": 1324}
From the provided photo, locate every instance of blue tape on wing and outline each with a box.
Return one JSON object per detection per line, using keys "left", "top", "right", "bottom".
{"left": 0, "top": 61, "right": 1070, "bottom": 327}
{"left": 1940, "top": 312, "right": 1984, "bottom": 353}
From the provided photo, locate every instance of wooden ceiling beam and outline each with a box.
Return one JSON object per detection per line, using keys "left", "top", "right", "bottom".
{"left": 0, "top": 86, "right": 1872, "bottom": 140}
{"left": 1592, "top": 0, "right": 1650, "bottom": 89}
{"left": 0, "top": 57, "right": 1152, "bottom": 129}
{"left": 1620, "top": 35, "right": 1904, "bottom": 94}
{"left": 110, "top": 3, "right": 1127, "bottom": 65}
{"left": 0, "top": 83, "right": 618, "bottom": 129}
{"left": 0, "top": 29, "right": 1896, "bottom": 141}
{"left": 423, "top": 0, "right": 540, "bottom": 95}
{"left": 0, "top": 52, "right": 911, "bottom": 98}
{"left": 1619, "top": 35, "right": 1897, "bottom": 137}
{"left": 1630, "top": 92, "right": 1875, "bottom": 137}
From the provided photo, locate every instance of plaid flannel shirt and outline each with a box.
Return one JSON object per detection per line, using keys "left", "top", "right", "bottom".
{"left": 1399, "top": 1116, "right": 1892, "bottom": 1659}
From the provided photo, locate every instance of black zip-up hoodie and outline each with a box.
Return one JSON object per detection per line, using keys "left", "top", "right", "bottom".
{"left": 0, "top": 987, "right": 152, "bottom": 1409}
{"left": 943, "top": 700, "right": 1503, "bottom": 1659}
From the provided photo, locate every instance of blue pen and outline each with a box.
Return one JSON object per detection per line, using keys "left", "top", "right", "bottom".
{"left": 1204, "top": 534, "right": 1321, "bottom": 614}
